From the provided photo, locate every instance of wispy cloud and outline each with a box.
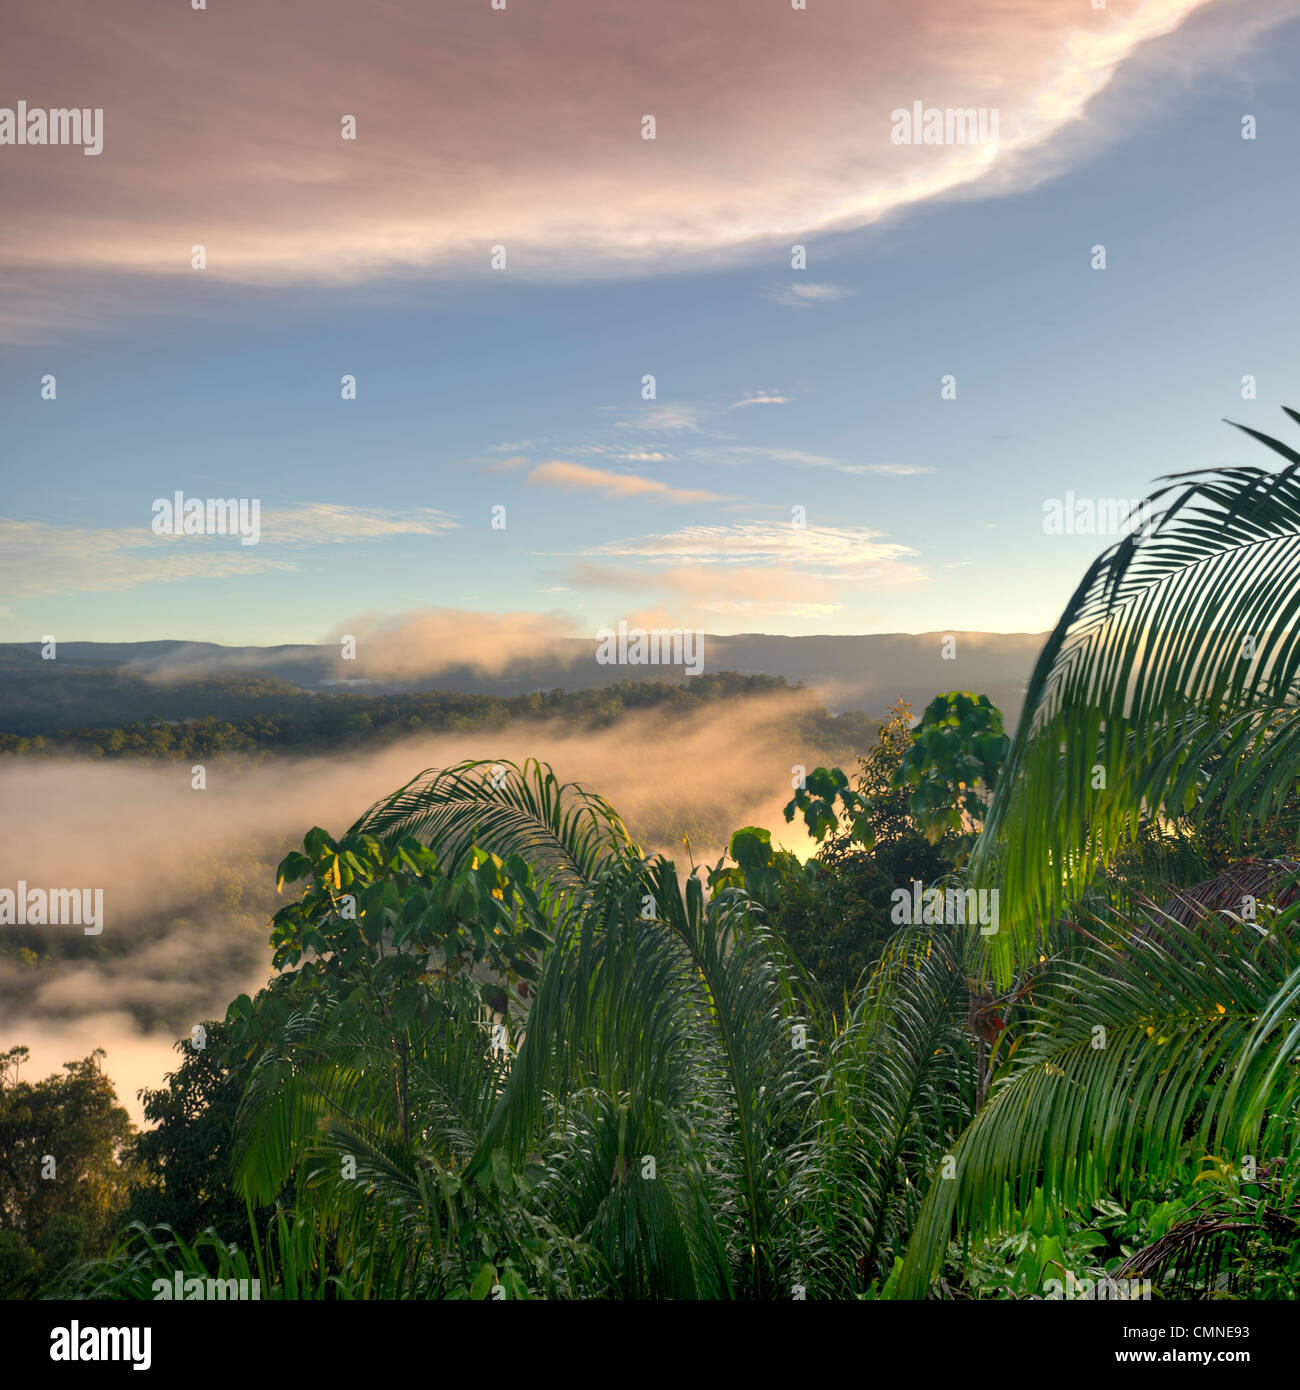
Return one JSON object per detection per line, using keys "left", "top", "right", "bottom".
{"left": 562, "top": 560, "right": 845, "bottom": 618}
{"left": 321, "top": 608, "right": 578, "bottom": 680}
{"left": 527, "top": 461, "right": 728, "bottom": 505}
{"left": 0, "top": 520, "right": 292, "bottom": 598}
{"left": 0, "top": 505, "right": 458, "bottom": 598}
{"left": 479, "top": 454, "right": 532, "bottom": 474}
{"left": 264, "top": 504, "right": 458, "bottom": 544}
{"left": 474, "top": 407, "right": 930, "bottom": 485}
{"left": 576, "top": 521, "right": 925, "bottom": 586}
{"left": 553, "top": 518, "right": 930, "bottom": 619}
{"left": 607, "top": 404, "right": 709, "bottom": 433}
{"left": 766, "top": 282, "right": 857, "bottom": 309}
{"left": 690, "top": 444, "right": 929, "bottom": 477}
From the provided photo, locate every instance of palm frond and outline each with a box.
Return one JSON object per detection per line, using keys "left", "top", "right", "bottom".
{"left": 472, "top": 855, "right": 814, "bottom": 1297}
{"left": 786, "top": 924, "right": 977, "bottom": 1294}
{"left": 348, "top": 758, "right": 638, "bottom": 890}
{"left": 897, "top": 903, "right": 1300, "bottom": 1298}
{"left": 974, "top": 410, "right": 1300, "bottom": 967}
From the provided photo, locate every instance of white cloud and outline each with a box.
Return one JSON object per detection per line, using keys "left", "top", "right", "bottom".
{"left": 8, "top": 0, "right": 1292, "bottom": 339}
{"left": 0, "top": 518, "right": 293, "bottom": 597}
{"left": 607, "top": 404, "right": 709, "bottom": 433}
{"left": 766, "top": 283, "right": 857, "bottom": 308}
{"left": 577, "top": 521, "right": 925, "bottom": 586}
{"left": 0, "top": 504, "right": 459, "bottom": 598}
{"left": 476, "top": 408, "right": 929, "bottom": 481}
{"left": 690, "top": 444, "right": 928, "bottom": 477}
{"left": 527, "top": 461, "right": 728, "bottom": 505}
{"left": 263, "top": 504, "right": 458, "bottom": 544}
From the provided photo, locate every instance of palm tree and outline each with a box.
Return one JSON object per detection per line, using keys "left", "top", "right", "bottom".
{"left": 228, "top": 758, "right": 975, "bottom": 1298}
{"left": 222, "top": 411, "right": 1300, "bottom": 1300}
{"left": 896, "top": 409, "right": 1300, "bottom": 1296}
{"left": 976, "top": 408, "right": 1300, "bottom": 963}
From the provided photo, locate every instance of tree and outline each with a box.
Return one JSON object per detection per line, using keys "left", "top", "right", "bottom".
{"left": 770, "top": 703, "right": 959, "bottom": 1012}
{"left": 975, "top": 407, "right": 1300, "bottom": 953}
{"left": 898, "top": 410, "right": 1300, "bottom": 1295}
{"left": 62, "top": 411, "right": 1300, "bottom": 1302}
{"left": 0, "top": 1228, "right": 38, "bottom": 1299}
{"left": 893, "top": 692, "right": 1008, "bottom": 859}
{"left": 0, "top": 1047, "right": 135, "bottom": 1277}
{"left": 126, "top": 1023, "right": 266, "bottom": 1243}
{"left": 213, "top": 748, "right": 996, "bottom": 1300}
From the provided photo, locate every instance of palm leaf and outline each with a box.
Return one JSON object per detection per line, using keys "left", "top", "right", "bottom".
{"left": 471, "top": 855, "right": 814, "bottom": 1297}
{"left": 349, "top": 757, "right": 638, "bottom": 890}
{"left": 896, "top": 902, "right": 1300, "bottom": 1298}
{"left": 785, "top": 923, "right": 977, "bottom": 1294}
{"left": 975, "top": 409, "right": 1300, "bottom": 968}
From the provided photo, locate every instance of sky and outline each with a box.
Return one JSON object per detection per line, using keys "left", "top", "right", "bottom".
{"left": 3, "top": 0, "right": 1300, "bottom": 647}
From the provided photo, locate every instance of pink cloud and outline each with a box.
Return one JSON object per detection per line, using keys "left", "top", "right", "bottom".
{"left": 528, "top": 461, "right": 728, "bottom": 504}
{"left": 3, "top": 0, "right": 1280, "bottom": 332}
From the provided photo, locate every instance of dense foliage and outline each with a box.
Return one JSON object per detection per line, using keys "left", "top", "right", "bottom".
{"left": 0, "top": 1049, "right": 135, "bottom": 1296}
{"left": 0, "top": 673, "right": 874, "bottom": 762}
{"left": 13, "top": 412, "right": 1300, "bottom": 1301}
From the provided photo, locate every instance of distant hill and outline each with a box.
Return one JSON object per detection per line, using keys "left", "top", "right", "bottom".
{"left": 0, "top": 632, "right": 1045, "bottom": 736}
{"left": 675, "top": 632, "right": 1043, "bottom": 722}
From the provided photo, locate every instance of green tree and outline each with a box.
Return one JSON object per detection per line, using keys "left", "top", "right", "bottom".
{"left": 214, "top": 759, "right": 977, "bottom": 1298}
{"left": 66, "top": 414, "right": 1300, "bottom": 1302}
{"left": 770, "top": 704, "right": 954, "bottom": 1011}
{"left": 126, "top": 1022, "right": 267, "bottom": 1243}
{"left": 0, "top": 1229, "right": 38, "bottom": 1299}
{"left": 0, "top": 1047, "right": 135, "bottom": 1268}
{"left": 898, "top": 410, "right": 1300, "bottom": 1295}
{"left": 893, "top": 692, "right": 1008, "bottom": 858}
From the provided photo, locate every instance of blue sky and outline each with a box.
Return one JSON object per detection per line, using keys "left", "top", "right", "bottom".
{"left": 3, "top": 0, "right": 1298, "bottom": 647}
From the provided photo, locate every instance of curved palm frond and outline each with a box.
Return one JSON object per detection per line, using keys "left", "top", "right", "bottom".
{"left": 472, "top": 854, "right": 815, "bottom": 1297}
{"left": 54, "top": 1216, "right": 357, "bottom": 1301}
{"left": 481, "top": 857, "right": 735, "bottom": 1298}
{"left": 853, "top": 927, "right": 981, "bottom": 1266}
{"left": 1110, "top": 1161, "right": 1300, "bottom": 1298}
{"left": 228, "top": 990, "right": 605, "bottom": 1297}
{"left": 975, "top": 408, "right": 1300, "bottom": 969}
{"left": 786, "top": 923, "right": 978, "bottom": 1294}
{"left": 349, "top": 757, "right": 638, "bottom": 890}
{"left": 896, "top": 901, "right": 1300, "bottom": 1298}
{"left": 231, "top": 996, "right": 507, "bottom": 1211}
{"left": 523, "top": 1090, "right": 732, "bottom": 1300}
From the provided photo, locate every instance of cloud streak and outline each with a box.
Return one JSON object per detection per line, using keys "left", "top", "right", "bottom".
{"left": 555, "top": 521, "right": 928, "bottom": 619}
{"left": 580, "top": 521, "right": 924, "bottom": 579}
{"left": 766, "top": 283, "right": 857, "bottom": 308}
{"left": 527, "top": 461, "right": 729, "bottom": 505}
{"left": 0, "top": 506, "right": 457, "bottom": 598}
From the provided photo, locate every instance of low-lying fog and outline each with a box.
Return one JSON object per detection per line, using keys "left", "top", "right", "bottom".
{"left": 0, "top": 692, "right": 830, "bottom": 1123}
